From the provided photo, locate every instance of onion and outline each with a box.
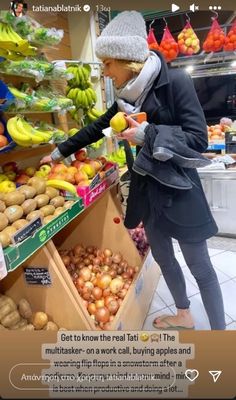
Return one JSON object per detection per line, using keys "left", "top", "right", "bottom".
{"left": 76, "top": 262, "right": 85, "bottom": 270}
{"left": 87, "top": 302, "right": 96, "bottom": 315}
{"left": 92, "top": 287, "right": 103, "bottom": 300}
{"left": 124, "top": 282, "right": 131, "bottom": 290}
{"left": 81, "top": 287, "right": 91, "bottom": 300}
{"left": 84, "top": 281, "right": 94, "bottom": 291}
{"left": 86, "top": 246, "right": 94, "bottom": 254}
{"left": 102, "top": 288, "right": 111, "bottom": 297}
{"left": 97, "top": 274, "right": 112, "bottom": 290}
{"left": 95, "top": 306, "right": 110, "bottom": 323}
{"left": 104, "top": 256, "right": 112, "bottom": 266}
{"left": 112, "top": 252, "right": 122, "bottom": 264}
{"left": 74, "top": 244, "right": 85, "bottom": 256}
{"left": 95, "top": 299, "right": 105, "bottom": 308}
{"left": 110, "top": 278, "right": 124, "bottom": 294}
{"left": 104, "top": 248, "right": 112, "bottom": 257}
{"left": 93, "top": 257, "right": 101, "bottom": 265}
{"left": 75, "top": 277, "right": 84, "bottom": 289}
{"left": 92, "top": 264, "right": 100, "bottom": 274}
{"left": 109, "top": 269, "right": 117, "bottom": 278}
{"left": 120, "top": 260, "right": 128, "bottom": 269}
{"left": 88, "top": 254, "right": 95, "bottom": 261}
{"left": 122, "top": 272, "right": 130, "bottom": 280}
{"left": 83, "top": 257, "right": 91, "bottom": 266}
{"left": 103, "top": 322, "right": 113, "bottom": 330}
{"left": 79, "top": 267, "right": 92, "bottom": 282}
{"left": 61, "top": 255, "right": 71, "bottom": 267}
{"left": 116, "top": 266, "right": 124, "bottom": 275}
{"left": 118, "top": 288, "right": 127, "bottom": 299}
{"left": 104, "top": 295, "right": 115, "bottom": 307}
{"left": 107, "top": 299, "right": 119, "bottom": 315}
{"left": 127, "top": 266, "right": 135, "bottom": 278}
{"left": 82, "top": 299, "right": 88, "bottom": 308}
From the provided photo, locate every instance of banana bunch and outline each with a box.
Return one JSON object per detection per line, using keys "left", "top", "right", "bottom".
{"left": 66, "top": 64, "right": 91, "bottom": 88}
{"left": 67, "top": 87, "right": 97, "bottom": 110}
{"left": 0, "top": 22, "right": 35, "bottom": 56}
{"left": 46, "top": 179, "right": 77, "bottom": 195}
{"left": 7, "top": 116, "right": 53, "bottom": 147}
{"left": 87, "top": 107, "right": 104, "bottom": 122}
{"left": 107, "top": 147, "right": 127, "bottom": 167}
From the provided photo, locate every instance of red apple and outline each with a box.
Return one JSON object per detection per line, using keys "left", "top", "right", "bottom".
{"left": 15, "top": 174, "right": 30, "bottom": 185}
{"left": 67, "top": 166, "right": 77, "bottom": 175}
{"left": 71, "top": 160, "right": 84, "bottom": 169}
{"left": 74, "top": 148, "right": 87, "bottom": 161}
{"left": 51, "top": 163, "right": 68, "bottom": 174}
{"left": 97, "top": 156, "right": 107, "bottom": 165}
{"left": 65, "top": 173, "right": 76, "bottom": 184}
{"left": 77, "top": 179, "right": 90, "bottom": 187}
{"left": 2, "top": 162, "right": 18, "bottom": 173}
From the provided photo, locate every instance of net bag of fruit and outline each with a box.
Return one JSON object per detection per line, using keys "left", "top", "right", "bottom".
{"left": 178, "top": 20, "right": 200, "bottom": 55}
{"left": 224, "top": 19, "right": 236, "bottom": 51}
{"left": 147, "top": 27, "right": 160, "bottom": 51}
{"left": 203, "top": 18, "right": 225, "bottom": 52}
{"left": 159, "top": 26, "right": 179, "bottom": 62}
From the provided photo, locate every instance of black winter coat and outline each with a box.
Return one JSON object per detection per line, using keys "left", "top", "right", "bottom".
{"left": 58, "top": 52, "right": 218, "bottom": 242}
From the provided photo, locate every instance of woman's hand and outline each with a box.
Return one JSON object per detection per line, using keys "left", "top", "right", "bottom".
{"left": 117, "top": 116, "right": 140, "bottom": 145}
{"left": 40, "top": 155, "right": 54, "bottom": 165}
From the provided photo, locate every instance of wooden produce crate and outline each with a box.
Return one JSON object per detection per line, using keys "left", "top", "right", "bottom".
{"left": 47, "top": 190, "right": 161, "bottom": 330}
{"left": 0, "top": 245, "right": 91, "bottom": 330}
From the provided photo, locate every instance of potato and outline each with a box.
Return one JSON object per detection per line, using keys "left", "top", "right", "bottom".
{"left": 45, "top": 187, "right": 59, "bottom": 199}
{"left": 43, "top": 215, "right": 55, "bottom": 224}
{"left": 20, "top": 323, "right": 35, "bottom": 331}
{"left": 4, "top": 191, "right": 25, "bottom": 207}
{"left": 18, "top": 185, "right": 36, "bottom": 199}
{"left": 12, "top": 219, "right": 28, "bottom": 230}
{"left": 35, "top": 194, "right": 49, "bottom": 208}
{"left": 26, "top": 210, "right": 43, "bottom": 222}
{"left": 64, "top": 201, "right": 75, "bottom": 210}
{"left": 53, "top": 207, "right": 65, "bottom": 217}
{"left": 4, "top": 205, "right": 24, "bottom": 223}
{"left": 0, "top": 213, "right": 8, "bottom": 231}
{"left": 10, "top": 318, "right": 28, "bottom": 330}
{"left": 0, "top": 301, "right": 17, "bottom": 321}
{"left": 0, "top": 324, "right": 7, "bottom": 330}
{"left": 18, "top": 298, "right": 32, "bottom": 320}
{"left": 21, "top": 199, "right": 37, "bottom": 215}
{"left": 3, "top": 226, "right": 17, "bottom": 237}
{"left": 0, "top": 232, "right": 10, "bottom": 248}
{"left": 1, "top": 310, "right": 21, "bottom": 328}
{"left": 31, "top": 311, "right": 48, "bottom": 330}
{"left": 43, "top": 321, "right": 59, "bottom": 331}
{"left": 0, "top": 200, "right": 6, "bottom": 213}
{"left": 50, "top": 196, "right": 65, "bottom": 208}
{"left": 28, "top": 177, "right": 46, "bottom": 194}
{"left": 40, "top": 205, "right": 55, "bottom": 217}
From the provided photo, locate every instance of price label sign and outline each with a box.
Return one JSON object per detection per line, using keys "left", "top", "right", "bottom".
{"left": 24, "top": 267, "right": 52, "bottom": 286}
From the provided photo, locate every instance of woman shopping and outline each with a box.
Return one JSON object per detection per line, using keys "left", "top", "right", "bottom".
{"left": 41, "top": 11, "right": 225, "bottom": 330}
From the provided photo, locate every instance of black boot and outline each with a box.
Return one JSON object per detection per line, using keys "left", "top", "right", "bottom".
{"left": 133, "top": 150, "right": 192, "bottom": 190}
{"left": 153, "top": 125, "right": 211, "bottom": 168}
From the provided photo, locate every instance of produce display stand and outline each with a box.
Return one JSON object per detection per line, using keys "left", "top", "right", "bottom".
{"left": 0, "top": 244, "right": 90, "bottom": 330}
{"left": 47, "top": 190, "right": 161, "bottom": 330}
{"left": 3, "top": 198, "right": 84, "bottom": 273}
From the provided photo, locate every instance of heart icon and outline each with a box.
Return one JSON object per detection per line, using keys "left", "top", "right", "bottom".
{"left": 185, "top": 369, "right": 199, "bottom": 382}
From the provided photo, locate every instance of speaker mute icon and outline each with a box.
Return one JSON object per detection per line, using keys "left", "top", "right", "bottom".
{"left": 209, "top": 370, "right": 222, "bottom": 383}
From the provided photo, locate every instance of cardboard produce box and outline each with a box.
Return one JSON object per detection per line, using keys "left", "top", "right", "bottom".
{"left": 0, "top": 245, "right": 91, "bottom": 330}
{"left": 47, "top": 190, "right": 161, "bottom": 330}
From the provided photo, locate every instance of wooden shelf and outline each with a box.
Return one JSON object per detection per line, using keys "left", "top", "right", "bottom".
{"left": 0, "top": 143, "right": 55, "bottom": 164}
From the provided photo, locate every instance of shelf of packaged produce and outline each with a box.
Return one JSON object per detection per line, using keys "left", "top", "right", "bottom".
{"left": 0, "top": 143, "right": 55, "bottom": 164}
{"left": 3, "top": 198, "right": 84, "bottom": 273}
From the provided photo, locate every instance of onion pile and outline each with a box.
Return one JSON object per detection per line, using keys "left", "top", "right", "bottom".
{"left": 58, "top": 245, "right": 139, "bottom": 330}
{"left": 128, "top": 222, "right": 149, "bottom": 257}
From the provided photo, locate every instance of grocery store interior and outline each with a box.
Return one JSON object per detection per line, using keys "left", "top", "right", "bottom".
{"left": 0, "top": 6, "right": 236, "bottom": 332}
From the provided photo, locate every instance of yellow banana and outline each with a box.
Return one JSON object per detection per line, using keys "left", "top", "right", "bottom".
{"left": 46, "top": 179, "right": 77, "bottom": 195}
{"left": 87, "top": 110, "right": 97, "bottom": 122}
{"left": 7, "top": 116, "right": 32, "bottom": 146}
{"left": 18, "top": 118, "right": 52, "bottom": 144}
{"left": 91, "top": 107, "right": 104, "bottom": 118}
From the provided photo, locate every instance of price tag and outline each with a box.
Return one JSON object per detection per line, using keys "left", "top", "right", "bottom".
{"left": 0, "top": 244, "right": 7, "bottom": 280}
{"left": 24, "top": 267, "right": 52, "bottom": 286}
{"left": 12, "top": 217, "right": 42, "bottom": 245}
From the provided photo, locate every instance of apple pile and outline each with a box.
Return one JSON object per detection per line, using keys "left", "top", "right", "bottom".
{"left": 128, "top": 222, "right": 149, "bottom": 258}
{"left": 58, "top": 244, "right": 139, "bottom": 330}
{"left": 203, "top": 19, "right": 225, "bottom": 53}
{"left": 177, "top": 22, "right": 200, "bottom": 55}
{"left": 207, "top": 124, "right": 225, "bottom": 142}
{"left": 0, "top": 176, "right": 75, "bottom": 249}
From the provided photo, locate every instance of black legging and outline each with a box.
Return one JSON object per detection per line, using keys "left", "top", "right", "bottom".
{"left": 144, "top": 218, "right": 226, "bottom": 330}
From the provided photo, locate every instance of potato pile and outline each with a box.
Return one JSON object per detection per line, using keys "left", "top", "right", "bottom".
{"left": 0, "top": 294, "right": 60, "bottom": 331}
{"left": 0, "top": 176, "right": 75, "bottom": 248}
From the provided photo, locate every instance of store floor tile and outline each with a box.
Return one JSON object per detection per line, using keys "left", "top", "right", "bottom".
{"left": 211, "top": 251, "right": 236, "bottom": 279}
{"left": 142, "top": 307, "right": 174, "bottom": 330}
{"left": 148, "top": 293, "right": 168, "bottom": 315}
{"left": 207, "top": 236, "right": 236, "bottom": 252}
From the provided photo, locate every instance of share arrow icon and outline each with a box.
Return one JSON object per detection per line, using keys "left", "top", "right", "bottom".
{"left": 209, "top": 370, "right": 222, "bottom": 382}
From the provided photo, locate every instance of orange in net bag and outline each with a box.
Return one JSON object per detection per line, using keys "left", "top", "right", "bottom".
{"left": 159, "top": 26, "right": 179, "bottom": 62}
{"left": 224, "top": 19, "right": 236, "bottom": 51}
{"left": 203, "top": 18, "right": 225, "bottom": 52}
{"left": 147, "top": 27, "right": 160, "bottom": 51}
{"left": 178, "top": 20, "right": 200, "bottom": 55}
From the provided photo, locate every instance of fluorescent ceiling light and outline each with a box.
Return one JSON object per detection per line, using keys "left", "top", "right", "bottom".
{"left": 185, "top": 65, "right": 194, "bottom": 73}
{"left": 231, "top": 60, "right": 236, "bottom": 67}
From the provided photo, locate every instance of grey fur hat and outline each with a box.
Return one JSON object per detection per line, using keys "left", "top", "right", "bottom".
{"left": 95, "top": 11, "right": 149, "bottom": 62}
